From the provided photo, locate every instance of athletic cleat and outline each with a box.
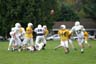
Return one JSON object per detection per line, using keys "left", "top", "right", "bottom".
{"left": 81, "top": 51, "right": 84, "bottom": 53}
{"left": 65, "top": 51, "right": 69, "bottom": 54}
{"left": 8, "top": 48, "right": 10, "bottom": 51}
{"left": 18, "top": 49, "right": 21, "bottom": 52}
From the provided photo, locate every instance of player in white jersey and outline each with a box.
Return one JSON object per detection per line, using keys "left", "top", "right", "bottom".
{"left": 13, "top": 23, "right": 22, "bottom": 51}
{"left": 8, "top": 27, "right": 17, "bottom": 51}
{"left": 71, "top": 21, "right": 85, "bottom": 53}
{"left": 34, "top": 24, "right": 45, "bottom": 51}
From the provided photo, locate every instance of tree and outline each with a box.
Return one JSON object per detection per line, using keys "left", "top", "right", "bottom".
{"left": 0, "top": 0, "right": 58, "bottom": 37}
{"left": 83, "top": 0, "right": 96, "bottom": 19}
{"left": 56, "top": 3, "right": 79, "bottom": 21}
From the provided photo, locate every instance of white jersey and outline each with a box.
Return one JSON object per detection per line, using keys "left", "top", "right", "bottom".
{"left": 10, "top": 31, "right": 15, "bottom": 38}
{"left": 71, "top": 25, "right": 85, "bottom": 38}
{"left": 10, "top": 27, "right": 15, "bottom": 38}
{"left": 13, "top": 27, "right": 21, "bottom": 37}
{"left": 34, "top": 27, "right": 45, "bottom": 35}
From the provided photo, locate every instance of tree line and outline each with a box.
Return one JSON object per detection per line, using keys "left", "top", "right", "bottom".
{"left": 0, "top": 0, "right": 96, "bottom": 38}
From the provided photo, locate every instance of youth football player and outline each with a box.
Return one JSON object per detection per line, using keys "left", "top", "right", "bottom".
{"left": 54, "top": 25, "right": 70, "bottom": 54}
{"left": 8, "top": 28, "right": 16, "bottom": 51}
{"left": 34, "top": 24, "right": 45, "bottom": 51}
{"left": 71, "top": 21, "right": 85, "bottom": 53}
{"left": 22, "top": 23, "right": 34, "bottom": 50}
{"left": 42, "top": 25, "right": 49, "bottom": 49}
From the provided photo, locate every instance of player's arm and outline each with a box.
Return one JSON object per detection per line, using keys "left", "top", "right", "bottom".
{"left": 68, "top": 32, "right": 72, "bottom": 39}
{"left": 22, "top": 28, "right": 26, "bottom": 35}
{"left": 81, "top": 25, "right": 86, "bottom": 32}
{"left": 58, "top": 30, "right": 61, "bottom": 36}
{"left": 45, "top": 30, "right": 49, "bottom": 37}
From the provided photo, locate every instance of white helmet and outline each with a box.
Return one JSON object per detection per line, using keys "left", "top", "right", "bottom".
{"left": 75, "top": 21, "right": 80, "bottom": 26}
{"left": 28, "top": 23, "right": 33, "bottom": 27}
{"left": 43, "top": 25, "right": 47, "bottom": 29}
{"left": 60, "top": 25, "right": 66, "bottom": 29}
{"left": 15, "top": 23, "right": 21, "bottom": 28}
{"left": 38, "top": 24, "right": 42, "bottom": 28}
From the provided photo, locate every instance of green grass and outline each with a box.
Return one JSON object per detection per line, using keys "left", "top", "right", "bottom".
{"left": 0, "top": 40, "right": 96, "bottom": 64}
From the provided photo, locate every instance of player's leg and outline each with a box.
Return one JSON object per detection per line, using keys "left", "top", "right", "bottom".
{"left": 29, "top": 38, "right": 36, "bottom": 51}
{"left": 17, "top": 37, "right": 22, "bottom": 51}
{"left": 78, "top": 38, "right": 84, "bottom": 53}
{"left": 64, "top": 40, "right": 69, "bottom": 54}
{"left": 35, "top": 36, "right": 41, "bottom": 50}
{"left": 11, "top": 40, "right": 18, "bottom": 51}
{"left": 22, "top": 38, "right": 29, "bottom": 50}
{"left": 42, "top": 36, "right": 47, "bottom": 50}
{"left": 54, "top": 40, "right": 63, "bottom": 50}
{"left": 84, "top": 37, "right": 91, "bottom": 48}
{"left": 69, "top": 39, "right": 77, "bottom": 50}
{"left": 54, "top": 45, "right": 62, "bottom": 50}
{"left": 8, "top": 38, "right": 14, "bottom": 50}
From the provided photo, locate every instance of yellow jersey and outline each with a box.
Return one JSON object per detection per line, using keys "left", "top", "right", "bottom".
{"left": 84, "top": 31, "right": 88, "bottom": 40}
{"left": 58, "top": 29, "right": 70, "bottom": 41}
{"left": 67, "top": 30, "right": 72, "bottom": 39}
{"left": 44, "top": 29, "right": 49, "bottom": 37}
{"left": 19, "top": 27, "right": 25, "bottom": 33}
{"left": 25, "top": 27, "right": 33, "bottom": 38}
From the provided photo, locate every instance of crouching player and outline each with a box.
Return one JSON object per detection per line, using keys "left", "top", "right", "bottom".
{"left": 54, "top": 25, "right": 70, "bottom": 54}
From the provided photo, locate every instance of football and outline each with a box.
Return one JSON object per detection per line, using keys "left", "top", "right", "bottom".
{"left": 50, "top": 9, "right": 55, "bottom": 15}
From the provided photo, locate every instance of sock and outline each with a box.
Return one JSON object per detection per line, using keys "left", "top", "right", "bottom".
{"left": 42, "top": 44, "right": 46, "bottom": 49}
{"left": 81, "top": 49, "right": 84, "bottom": 52}
{"left": 85, "top": 41, "right": 88, "bottom": 44}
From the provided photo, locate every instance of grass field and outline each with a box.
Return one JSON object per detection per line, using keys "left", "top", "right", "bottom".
{"left": 0, "top": 40, "right": 96, "bottom": 64}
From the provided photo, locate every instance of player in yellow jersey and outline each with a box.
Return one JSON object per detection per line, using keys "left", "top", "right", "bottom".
{"left": 54, "top": 25, "right": 70, "bottom": 54}
{"left": 22, "top": 23, "right": 34, "bottom": 50}
{"left": 84, "top": 31, "right": 91, "bottom": 47}
{"left": 42, "top": 25, "right": 49, "bottom": 49}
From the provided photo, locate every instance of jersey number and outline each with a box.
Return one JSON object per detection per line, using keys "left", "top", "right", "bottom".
{"left": 61, "top": 32, "right": 67, "bottom": 37}
{"left": 38, "top": 29, "right": 42, "bottom": 32}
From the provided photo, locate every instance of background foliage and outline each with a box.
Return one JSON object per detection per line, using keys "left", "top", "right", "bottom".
{"left": 0, "top": 0, "right": 96, "bottom": 38}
